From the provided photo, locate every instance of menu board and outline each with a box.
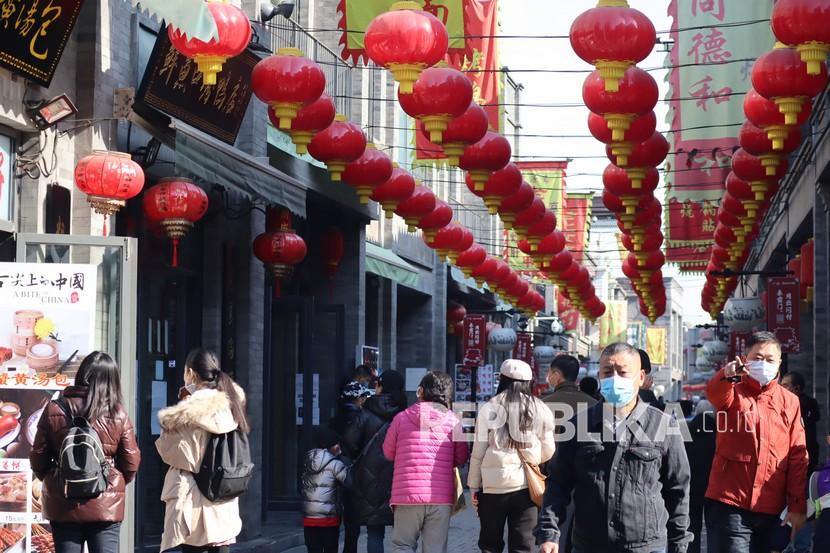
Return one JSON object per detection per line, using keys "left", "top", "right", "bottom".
{"left": 0, "top": 263, "right": 95, "bottom": 552}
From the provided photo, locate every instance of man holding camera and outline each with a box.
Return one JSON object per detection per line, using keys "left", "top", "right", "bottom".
{"left": 704, "top": 331, "right": 808, "bottom": 553}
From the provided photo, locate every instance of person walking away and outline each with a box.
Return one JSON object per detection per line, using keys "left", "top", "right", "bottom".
{"left": 156, "top": 348, "right": 250, "bottom": 553}
{"left": 543, "top": 355, "right": 598, "bottom": 420}
{"left": 469, "top": 360, "right": 556, "bottom": 553}
{"left": 301, "top": 428, "right": 349, "bottom": 553}
{"left": 383, "top": 371, "right": 468, "bottom": 553}
{"left": 683, "top": 400, "right": 716, "bottom": 553}
{"left": 342, "top": 370, "right": 408, "bottom": 553}
{"left": 30, "top": 351, "right": 141, "bottom": 553}
{"left": 331, "top": 381, "right": 372, "bottom": 439}
{"left": 577, "top": 377, "right": 601, "bottom": 403}
{"left": 535, "top": 342, "right": 692, "bottom": 553}
{"left": 780, "top": 371, "right": 821, "bottom": 474}
{"left": 704, "top": 332, "right": 808, "bottom": 553}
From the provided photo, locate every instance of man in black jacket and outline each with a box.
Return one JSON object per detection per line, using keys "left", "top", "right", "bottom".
{"left": 781, "top": 371, "right": 821, "bottom": 473}
{"left": 536, "top": 342, "right": 692, "bottom": 553}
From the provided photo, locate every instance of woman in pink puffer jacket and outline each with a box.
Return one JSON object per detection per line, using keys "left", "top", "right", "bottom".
{"left": 383, "top": 371, "right": 468, "bottom": 553}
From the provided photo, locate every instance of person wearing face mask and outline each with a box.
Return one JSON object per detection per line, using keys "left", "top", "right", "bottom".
{"left": 535, "top": 342, "right": 692, "bottom": 553}
{"left": 704, "top": 331, "right": 809, "bottom": 553}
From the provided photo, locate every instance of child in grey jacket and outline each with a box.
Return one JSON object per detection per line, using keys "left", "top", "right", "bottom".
{"left": 301, "top": 428, "right": 349, "bottom": 553}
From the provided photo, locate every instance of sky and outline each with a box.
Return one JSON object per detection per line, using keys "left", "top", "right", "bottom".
{"left": 500, "top": 0, "right": 712, "bottom": 325}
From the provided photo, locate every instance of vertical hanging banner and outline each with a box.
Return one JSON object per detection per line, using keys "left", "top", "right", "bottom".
{"left": 646, "top": 327, "right": 668, "bottom": 365}
{"left": 665, "top": 0, "right": 774, "bottom": 271}
{"left": 599, "top": 300, "right": 628, "bottom": 347}
{"left": 414, "top": 0, "right": 502, "bottom": 162}
{"left": 513, "top": 332, "right": 532, "bottom": 365}
{"left": 562, "top": 193, "right": 592, "bottom": 264}
{"left": 338, "top": 0, "right": 466, "bottom": 63}
{"left": 728, "top": 331, "right": 750, "bottom": 360}
{"left": 557, "top": 290, "right": 581, "bottom": 333}
{"left": 463, "top": 314, "right": 486, "bottom": 366}
{"left": 766, "top": 278, "right": 801, "bottom": 353}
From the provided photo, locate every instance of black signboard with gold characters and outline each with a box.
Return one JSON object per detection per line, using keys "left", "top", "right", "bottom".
{"left": 136, "top": 25, "right": 257, "bottom": 145}
{"left": 0, "top": 0, "right": 85, "bottom": 86}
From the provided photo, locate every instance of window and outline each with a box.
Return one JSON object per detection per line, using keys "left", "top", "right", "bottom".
{"left": 0, "top": 133, "right": 14, "bottom": 225}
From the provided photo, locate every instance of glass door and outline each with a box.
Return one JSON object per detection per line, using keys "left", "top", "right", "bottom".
{"left": 16, "top": 233, "right": 138, "bottom": 553}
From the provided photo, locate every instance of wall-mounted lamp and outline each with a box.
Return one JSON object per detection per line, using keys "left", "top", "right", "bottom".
{"left": 261, "top": 0, "right": 295, "bottom": 22}
{"left": 27, "top": 94, "right": 77, "bottom": 130}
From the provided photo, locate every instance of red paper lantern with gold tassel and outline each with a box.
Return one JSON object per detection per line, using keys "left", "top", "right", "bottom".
{"left": 142, "top": 178, "right": 208, "bottom": 267}
{"left": 253, "top": 207, "right": 307, "bottom": 297}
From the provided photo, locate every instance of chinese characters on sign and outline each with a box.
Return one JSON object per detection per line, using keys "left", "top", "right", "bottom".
{"left": 513, "top": 332, "right": 532, "bottom": 365}
{"left": 728, "top": 331, "right": 750, "bottom": 360}
{"left": 463, "top": 315, "right": 486, "bottom": 367}
{"left": 766, "top": 278, "right": 800, "bottom": 353}
{"left": 0, "top": 0, "right": 84, "bottom": 86}
{"left": 136, "top": 25, "right": 256, "bottom": 145}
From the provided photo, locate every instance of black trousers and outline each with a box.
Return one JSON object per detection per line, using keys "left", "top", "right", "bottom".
{"left": 181, "top": 545, "right": 230, "bottom": 553}
{"left": 51, "top": 521, "right": 120, "bottom": 553}
{"left": 478, "top": 489, "right": 537, "bottom": 553}
{"left": 305, "top": 526, "right": 340, "bottom": 553}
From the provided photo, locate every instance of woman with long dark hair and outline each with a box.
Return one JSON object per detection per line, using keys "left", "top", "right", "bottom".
{"left": 30, "top": 351, "right": 141, "bottom": 553}
{"left": 156, "top": 348, "right": 249, "bottom": 553}
{"left": 468, "top": 359, "right": 555, "bottom": 553}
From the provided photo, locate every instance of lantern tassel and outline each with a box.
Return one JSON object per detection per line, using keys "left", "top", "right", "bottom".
{"left": 172, "top": 239, "right": 179, "bottom": 268}
{"left": 103, "top": 214, "right": 108, "bottom": 237}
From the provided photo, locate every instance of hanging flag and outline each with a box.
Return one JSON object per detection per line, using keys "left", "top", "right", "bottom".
{"left": 665, "top": 0, "right": 774, "bottom": 272}
{"left": 557, "top": 290, "right": 581, "bottom": 333}
{"left": 562, "top": 193, "right": 592, "bottom": 264}
{"left": 338, "top": 0, "right": 466, "bottom": 63}
{"left": 766, "top": 277, "right": 801, "bottom": 353}
{"left": 599, "top": 300, "right": 628, "bottom": 347}
{"left": 414, "top": 0, "right": 502, "bottom": 162}
{"left": 646, "top": 327, "right": 667, "bottom": 365}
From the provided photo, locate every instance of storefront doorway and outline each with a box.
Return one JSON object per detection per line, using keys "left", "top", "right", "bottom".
{"left": 265, "top": 296, "right": 345, "bottom": 510}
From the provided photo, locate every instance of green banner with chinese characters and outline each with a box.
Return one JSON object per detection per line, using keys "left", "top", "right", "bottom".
{"left": 339, "top": 0, "right": 465, "bottom": 62}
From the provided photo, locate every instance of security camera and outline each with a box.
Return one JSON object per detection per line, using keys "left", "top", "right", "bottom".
{"left": 261, "top": 0, "right": 295, "bottom": 22}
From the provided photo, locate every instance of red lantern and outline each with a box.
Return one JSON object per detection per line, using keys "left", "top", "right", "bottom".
{"left": 545, "top": 249, "right": 574, "bottom": 275}
{"left": 425, "top": 222, "right": 464, "bottom": 261}
{"left": 470, "top": 256, "right": 499, "bottom": 288}
{"left": 278, "top": 94, "right": 336, "bottom": 155}
{"left": 372, "top": 166, "right": 416, "bottom": 219}
{"left": 731, "top": 148, "right": 789, "bottom": 201}
{"left": 738, "top": 120, "right": 801, "bottom": 177}
{"left": 513, "top": 197, "right": 546, "bottom": 240}
{"left": 396, "top": 184, "right": 437, "bottom": 231}
{"left": 621, "top": 231, "right": 662, "bottom": 254}
{"left": 74, "top": 151, "right": 145, "bottom": 233}
{"left": 399, "top": 66, "right": 473, "bottom": 143}
{"left": 570, "top": 1, "right": 656, "bottom": 92}
{"left": 744, "top": 88, "right": 812, "bottom": 150}
{"left": 449, "top": 227, "right": 475, "bottom": 263}
{"left": 308, "top": 115, "right": 367, "bottom": 181}
{"left": 455, "top": 244, "right": 487, "bottom": 277}
{"left": 167, "top": 1, "right": 251, "bottom": 85}
{"left": 524, "top": 210, "right": 557, "bottom": 251}
{"left": 519, "top": 230, "right": 566, "bottom": 263}
{"left": 320, "top": 226, "right": 344, "bottom": 279}
{"left": 430, "top": 101, "right": 489, "bottom": 166}
{"left": 252, "top": 48, "right": 326, "bottom": 129}
{"left": 417, "top": 199, "right": 453, "bottom": 240}
{"left": 772, "top": 0, "right": 830, "bottom": 76}
{"left": 589, "top": 111, "right": 656, "bottom": 167}
{"left": 342, "top": 144, "right": 394, "bottom": 204}
{"left": 364, "top": 1, "right": 449, "bottom": 93}
{"left": 467, "top": 163, "right": 523, "bottom": 214}
{"left": 607, "top": 132, "right": 669, "bottom": 188}
{"left": 253, "top": 207, "right": 307, "bottom": 296}
{"left": 602, "top": 164, "right": 658, "bottom": 213}
{"left": 142, "top": 178, "right": 209, "bottom": 267}
{"left": 751, "top": 44, "right": 827, "bottom": 125}
{"left": 447, "top": 303, "right": 467, "bottom": 334}
{"left": 459, "top": 131, "right": 512, "bottom": 191}
{"left": 583, "top": 66, "right": 658, "bottom": 141}
{"left": 498, "top": 181, "right": 535, "bottom": 229}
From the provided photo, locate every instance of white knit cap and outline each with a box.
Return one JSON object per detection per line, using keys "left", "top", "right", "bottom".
{"left": 499, "top": 359, "right": 533, "bottom": 381}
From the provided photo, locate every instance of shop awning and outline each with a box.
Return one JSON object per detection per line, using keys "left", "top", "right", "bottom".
{"left": 449, "top": 266, "right": 490, "bottom": 293}
{"left": 172, "top": 121, "right": 307, "bottom": 218}
{"left": 366, "top": 243, "right": 420, "bottom": 288}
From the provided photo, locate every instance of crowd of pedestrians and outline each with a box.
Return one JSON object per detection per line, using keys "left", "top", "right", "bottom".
{"left": 307, "top": 332, "right": 830, "bottom": 553}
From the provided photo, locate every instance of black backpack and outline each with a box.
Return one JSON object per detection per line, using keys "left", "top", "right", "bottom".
{"left": 55, "top": 399, "right": 109, "bottom": 500}
{"left": 194, "top": 428, "right": 254, "bottom": 502}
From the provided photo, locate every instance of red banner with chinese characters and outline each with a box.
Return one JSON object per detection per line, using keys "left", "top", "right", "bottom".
{"left": 557, "top": 289, "right": 581, "bottom": 332}
{"left": 415, "top": 0, "right": 501, "bottom": 161}
{"left": 513, "top": 332, "right": 532, "bottom": 365}
{"left": 766, "top": 278, "right": 801, "bottom": 353}
{"left": 665, "top": 0, "right": 774, "bottom": 272}
{"left": 728, "top": 331, "right": 750, "bottom": 360}
{"left": 463, "top": 314, "right": 486, "bottom": 366}
{"left": 562, "top": 194, "right": 591, "bottom": 264}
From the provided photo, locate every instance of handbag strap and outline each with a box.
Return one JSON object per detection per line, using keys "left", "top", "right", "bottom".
{"left": 353, "top": 421, "right": 390, "bottom": 466}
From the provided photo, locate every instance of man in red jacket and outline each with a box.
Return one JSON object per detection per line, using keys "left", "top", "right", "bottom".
{"left": 704, "top": 331, "right": 808, "bottom": 553}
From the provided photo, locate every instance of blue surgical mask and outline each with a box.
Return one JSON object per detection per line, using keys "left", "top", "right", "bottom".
{"left": 747, "top": 359, "right": 779, "bottom": 386}
{"left": 600, "top": 375, "right": 636, "bottom": 407}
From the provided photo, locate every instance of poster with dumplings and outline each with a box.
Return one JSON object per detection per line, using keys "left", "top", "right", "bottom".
{"left": 0, "top": 263, "right": 96, "bottom": 553}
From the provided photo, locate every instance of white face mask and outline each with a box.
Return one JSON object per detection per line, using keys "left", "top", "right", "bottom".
{"left": 747, "top": 359, "right": 779, "bottom": 386}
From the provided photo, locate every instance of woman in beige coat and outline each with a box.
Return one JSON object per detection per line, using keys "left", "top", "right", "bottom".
{"left": 156, "top": 349, "right": 250, "bottom": 553}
